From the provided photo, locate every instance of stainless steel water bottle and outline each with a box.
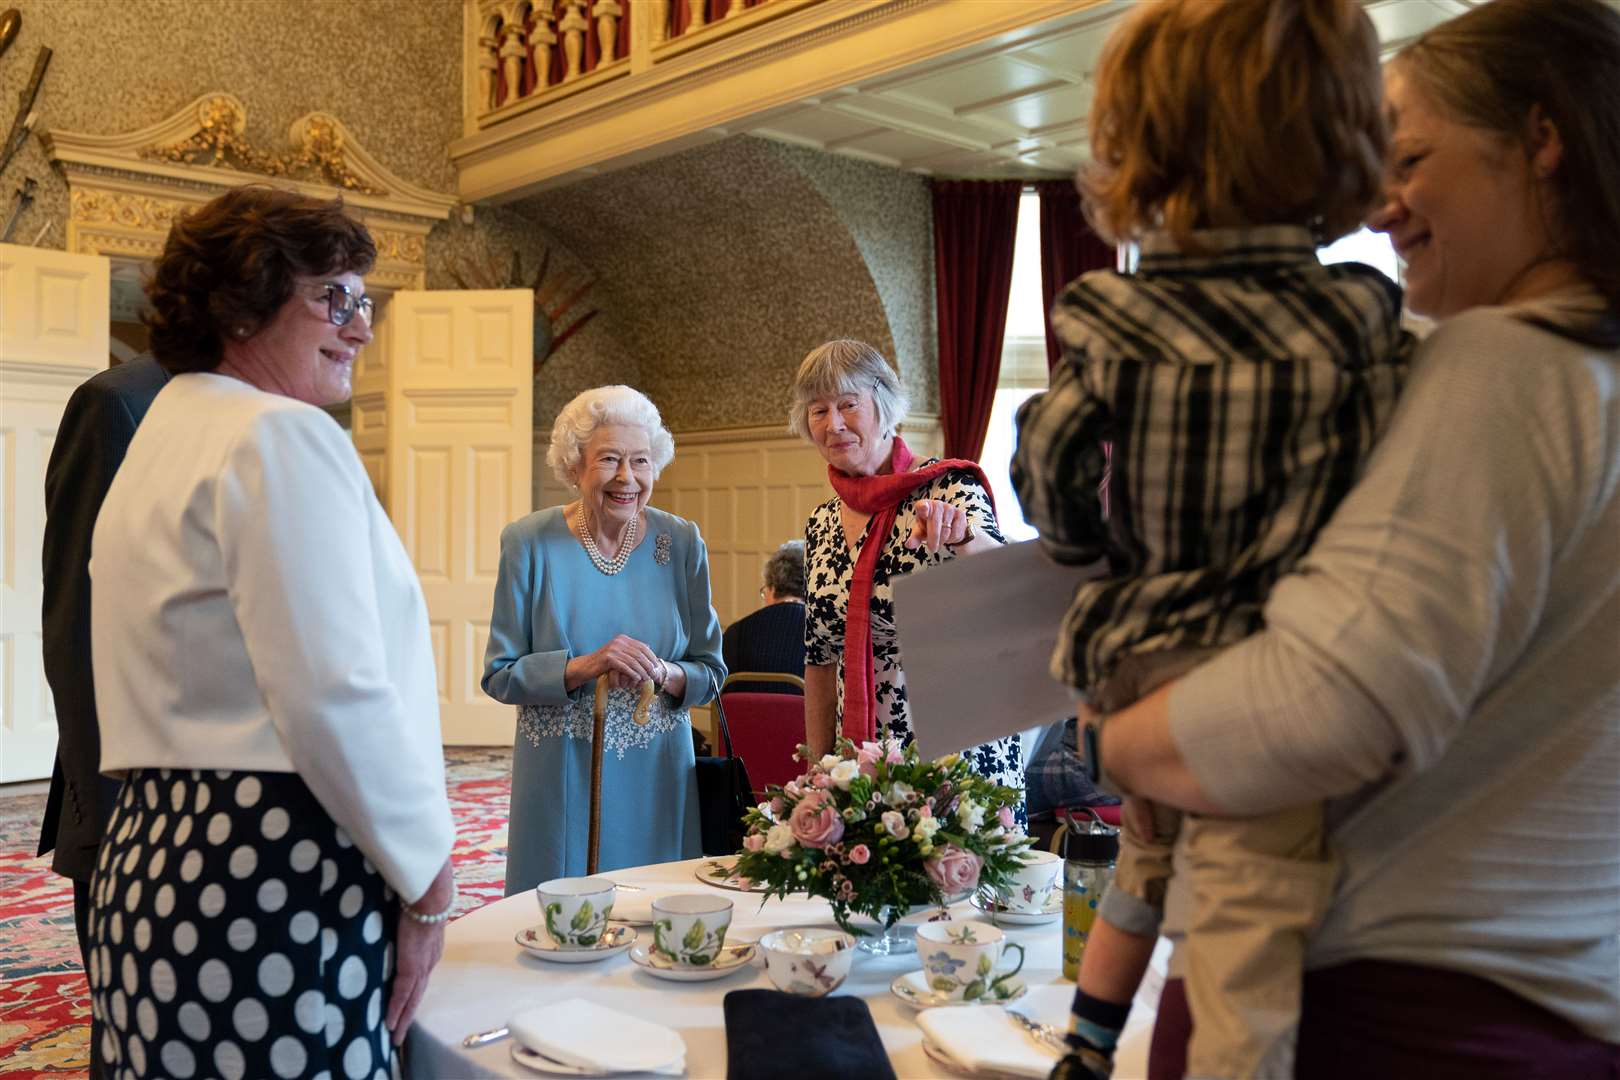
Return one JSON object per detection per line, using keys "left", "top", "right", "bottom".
{"left": 1061, "top": 812, "right": 1119, "bottom": 981}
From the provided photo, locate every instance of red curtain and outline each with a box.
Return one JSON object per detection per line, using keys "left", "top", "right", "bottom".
{"left": 932, "top": 179, "right": 1021, "bottom": 462}
{"left": 1036, "top": 180, "right": 1115, "bottom": 373}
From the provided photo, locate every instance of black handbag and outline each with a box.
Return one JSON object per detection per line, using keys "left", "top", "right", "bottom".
{"left": 695, "top": 697, "right": 754, "bottom": 856}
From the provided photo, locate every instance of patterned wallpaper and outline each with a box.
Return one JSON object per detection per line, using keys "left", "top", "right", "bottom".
{"left": 0, "top": 0, "right": 463, "bottom": 251}
{"left": 510, "top": 135, "right": 938, "bottom": 434}
{"left": 3, "top": 3, "right": 937, "bottom": 440}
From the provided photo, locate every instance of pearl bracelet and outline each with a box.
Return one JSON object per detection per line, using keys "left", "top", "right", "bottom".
{"left": 401, "top": 887, "right": 456, "bottom": 925}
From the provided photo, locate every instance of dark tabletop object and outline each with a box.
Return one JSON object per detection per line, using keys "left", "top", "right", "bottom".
{"left": 723, "top": 988, "right": 898, "bottom": 1080}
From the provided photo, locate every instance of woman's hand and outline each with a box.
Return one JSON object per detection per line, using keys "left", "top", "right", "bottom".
{"left": 564, "top": 634, "right": 664, "bottom": 691}
{"left": 904, "top": 499, "right": 971, "bottom": 553}
{"left": 387, "top": 858, "right": 453, "bottom": 1046}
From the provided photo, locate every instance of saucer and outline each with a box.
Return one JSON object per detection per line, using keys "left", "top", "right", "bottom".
{"left": 971, "top": 889, "right": 1062, "bottom": 925}
{"left": 628, "top": 940, "right": 756, "bottom": 982}
{"left": 692, "top": 857, "right": 770, "bottom": 892}
{"left": 515, "top": 923, "right": 637, "bottom": 963}
{"left": 889, "top": 969, "right": 1027, "bottom": 1009}
{"left": 511, "top": 1043, "right": 686, "bottom": 1076}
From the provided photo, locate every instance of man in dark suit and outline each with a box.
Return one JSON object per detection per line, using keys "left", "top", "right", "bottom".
{"left": 38, "top": 354, "right": 169, "bottom": 1075}
{"left": 721, "top": 540, "right": 806, "bottom": 694}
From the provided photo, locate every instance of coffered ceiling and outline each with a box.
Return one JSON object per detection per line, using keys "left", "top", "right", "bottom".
{"left": 735, "top": 0, "right": 1478, "bottom": 180}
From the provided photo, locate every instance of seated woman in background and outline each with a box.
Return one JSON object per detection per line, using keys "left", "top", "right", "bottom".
{"left": 1093, "top": 1, "right": 1620, "bottom": 1074}
{"left": 791, "top": 339, "right": 1024, "bottom": 810}
{"left": 722, "top": 539, "right": 807, "bottom": 694}
{"left": 483, "top": 385, "right": 726, "bottom": 893}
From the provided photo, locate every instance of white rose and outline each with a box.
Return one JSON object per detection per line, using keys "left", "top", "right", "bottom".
{"left": 881, "top": 810, "right": 910, "bottom": 839}
{"left": 955, "top": 798, "right": 985, "bottom": 831}
{"left": 887, "top": 780, "right": 916, "bottom": 805}
{"left": 763, "top": 822, "right": 797, "bottom": 854}
{"left": 829, "top": 760, "right": 861, "bottom": 790}
{"left": 913, "top": 816, "right": 941, "bottom": 843}
{"left": 819, "top": 754, "right": 842, "bottom": 770}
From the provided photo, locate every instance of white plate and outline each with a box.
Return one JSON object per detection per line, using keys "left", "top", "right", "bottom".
{"left": 692, "top": 857, "right": 770, "bottom": 892}
{"left": 515, "top": 923, "right": 637, "bottom": 963}
{"left": 970, "top": 890, "right": 1062, "bottom": 925}
{"left": 511, "top": 1043, "right": 686, "bottom": 1076}
{"left": 890, "top": 969, "right": 1027, "bottom": 1009}
{"left": 608, "top": 887, "right": 665, "bottom": 925}
{"left": 628, "top": 940, "right": 756, "bottom": 982}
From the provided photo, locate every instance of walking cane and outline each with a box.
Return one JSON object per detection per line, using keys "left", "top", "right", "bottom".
{"left": 586, "top": 676, "right": 660, "bottom": 876}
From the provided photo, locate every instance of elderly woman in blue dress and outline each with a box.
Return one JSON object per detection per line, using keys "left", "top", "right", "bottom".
{"left": 483, "top": 386, "right": 726, "bottom": 893}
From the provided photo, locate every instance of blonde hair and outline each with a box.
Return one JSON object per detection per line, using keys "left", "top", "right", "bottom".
{"left": 1081, "top": 0, "right": 1385, "bottom": 249}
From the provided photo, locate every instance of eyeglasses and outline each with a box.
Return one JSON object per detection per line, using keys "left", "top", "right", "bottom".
{"left": 304, "top": 282, "right": 375, "bottom": 327}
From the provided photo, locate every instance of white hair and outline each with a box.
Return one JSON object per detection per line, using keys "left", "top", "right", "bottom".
{"left": 547, "top": 385, "right": 676, "bottom": 487}
{"left": 787, "top": 339, "right": 910, "bottom": 440}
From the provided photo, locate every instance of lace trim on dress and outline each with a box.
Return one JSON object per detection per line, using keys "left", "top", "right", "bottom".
{"left": 516, "top": 687, "right": 688, "bottom": 760}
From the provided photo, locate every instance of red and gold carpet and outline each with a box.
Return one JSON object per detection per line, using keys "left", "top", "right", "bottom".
{"left": 0, "top": 747, "right": 511, "bottom": 1078}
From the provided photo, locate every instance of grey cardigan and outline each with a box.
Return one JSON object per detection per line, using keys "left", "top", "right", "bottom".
{"left": 1167, "top": 296, "right": 1620, "bottom": 1041}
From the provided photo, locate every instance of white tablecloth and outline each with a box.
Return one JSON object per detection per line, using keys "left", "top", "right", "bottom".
{"left": 405, "top": 858, "right": 1165, "bottom": 1079}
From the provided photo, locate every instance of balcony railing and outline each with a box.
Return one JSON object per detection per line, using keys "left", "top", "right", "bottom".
{"left": 471, "top": 0, "right": 813, "bottom": 126}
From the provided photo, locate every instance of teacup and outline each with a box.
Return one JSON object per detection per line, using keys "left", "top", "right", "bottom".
{"left": 536, "top": 876, "right": 617, "bottom": 949}
{"left": 998, "top": 849, "right": 1062, "bottom": 914}
{"left": 916, "top": 920, "right": 1024, "bottom": 1002}
{"left": 651, "top": 894, "right": 733, "bottom": 967}
{"left": 759, "top": 928, "right": 856, "bottom": 997}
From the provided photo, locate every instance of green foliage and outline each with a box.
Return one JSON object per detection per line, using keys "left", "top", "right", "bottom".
{"left": 733, "top": 737, "right": 1030, "bottom": 937}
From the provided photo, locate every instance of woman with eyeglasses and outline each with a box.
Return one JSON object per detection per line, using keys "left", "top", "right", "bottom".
{"left": 85, "top": 185, "right": 454, "bottom": 1078}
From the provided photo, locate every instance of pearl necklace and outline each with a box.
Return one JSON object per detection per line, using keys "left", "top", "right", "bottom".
{"left": 574, "top": 504, "right": 637, "bottom": 575}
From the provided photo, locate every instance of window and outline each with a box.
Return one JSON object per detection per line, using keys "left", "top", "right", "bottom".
{"left": 982, "top": 190, "right": 1047, "bottom": 542}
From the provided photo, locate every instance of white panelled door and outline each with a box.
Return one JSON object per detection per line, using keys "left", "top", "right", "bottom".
{"left": 0, "top": 244, "right": 110, "bottom": 782}
{"left": 380, "top": 290, "right": 533, "bottom": 746}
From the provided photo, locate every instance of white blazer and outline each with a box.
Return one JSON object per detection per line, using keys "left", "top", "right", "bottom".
{"left": 90, "top": 373, "right": 453, "bottom": 901}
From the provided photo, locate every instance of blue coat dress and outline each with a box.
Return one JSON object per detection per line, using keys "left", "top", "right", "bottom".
{"left": 482, "top": 505, "right": 726, "bottom": 893}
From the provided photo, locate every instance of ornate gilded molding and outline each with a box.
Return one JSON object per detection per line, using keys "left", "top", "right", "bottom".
{"left": 138, "top": 95, "right": 383, "bottom": 196}
{"left": 43, "top": 92, "right": 458, "bottom": 289}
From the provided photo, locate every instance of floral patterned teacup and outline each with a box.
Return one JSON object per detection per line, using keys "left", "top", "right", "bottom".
{"left": 759, "top": 928, "right": 856, "bottom": 996}
{"left": 651, "top": 894, "right": 733, "bottom": 967}
{"left": 916, "top": 920, "right": 1025, "bottom": 1002}
{"left": 997, "top": 849, "right": 1062, "bottom": 914}
{"left": 537, "top": 876, "right": 618, "bottom": 949}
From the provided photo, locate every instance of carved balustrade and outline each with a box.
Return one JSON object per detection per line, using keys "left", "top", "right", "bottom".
{"left": 470, "top": 0, "right": 800, "bottom": 123}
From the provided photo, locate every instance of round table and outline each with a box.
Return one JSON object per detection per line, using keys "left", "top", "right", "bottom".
{"left": 405, "top": 857, "right": 1163, "bottom": 1079}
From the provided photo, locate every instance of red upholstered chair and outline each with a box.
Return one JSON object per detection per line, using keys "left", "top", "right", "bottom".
{"left": 717, "top": 673, "right": 806, "bottom": 800}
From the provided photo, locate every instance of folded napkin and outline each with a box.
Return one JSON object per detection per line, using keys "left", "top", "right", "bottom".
{"left": 724, "top": 989, "right": 897, "bottom": 1080}
{"left": 916, "top": 1006, "right": 1062, "bottom": 1079}
{"left": 609, "top": 887, "right": 673, "bottom": 925}
{"left": 510, "top": 998, "right": 685, "bottom": 1073}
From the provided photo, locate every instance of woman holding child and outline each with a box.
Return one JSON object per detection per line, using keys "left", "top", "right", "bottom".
{"left": 1042, "top": 0, "right": 1620, "bottom": 1075}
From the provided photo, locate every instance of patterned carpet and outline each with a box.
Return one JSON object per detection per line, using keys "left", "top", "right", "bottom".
{"left": 0, "top": 747, "right": 512, "bottom": 1078}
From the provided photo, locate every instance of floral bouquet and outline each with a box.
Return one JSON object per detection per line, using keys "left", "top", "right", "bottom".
{"left": 732, "top": 737, "right": 1031, "bottom": 936}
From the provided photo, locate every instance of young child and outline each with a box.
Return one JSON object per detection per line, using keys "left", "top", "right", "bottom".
{"left": 1011, "top": 1, "right": 1412, "bottom": 1076}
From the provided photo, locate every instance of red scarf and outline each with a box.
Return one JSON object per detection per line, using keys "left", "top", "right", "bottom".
{"left": 827, "top": 436, "right": 995, "bottom": 744}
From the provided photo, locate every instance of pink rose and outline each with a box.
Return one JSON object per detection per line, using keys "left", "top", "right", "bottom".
{"left": 918, "top": 804, "right": 934, "bottom": 819}
{"left": 924, "top": 844, "right": 983, "bottom": 895}
{"left": 743, "top": 832, "right": 765, "bottom": 852}
{"left": 848, "top": 844, "right": 871, "bottom": 865}
{"left": 885, "top": 744, "right": 904, "bottom": 765}
{"left": 856, "top": 743, "right": 881, "bottom": 778}
{"left": 997, "top": 806, "right": 1015, "bottom": 829}
{"left": 812, "top": 773, "right": 833, "bottom": 789}
{"left": 789, "top": 793, "right": 845, "bottom": 849}
{"left": 784, "top": 781, "right": 804, "bottom": 799}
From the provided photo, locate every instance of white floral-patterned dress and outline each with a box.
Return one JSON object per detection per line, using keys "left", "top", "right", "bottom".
{"left": 804, "top": 464, "right": 1024, "bottom": 818}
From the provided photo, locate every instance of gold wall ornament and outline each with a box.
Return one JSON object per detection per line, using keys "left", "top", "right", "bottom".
{"left": 139, "top": 95, "right": 385, "bottom": 196}
{"left": 70, "top": 189, "right": 185, "bottom": 230}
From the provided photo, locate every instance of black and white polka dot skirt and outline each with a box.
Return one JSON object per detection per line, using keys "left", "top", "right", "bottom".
{"left": 88, "top": 768, "right": 403, "bottom": 1080}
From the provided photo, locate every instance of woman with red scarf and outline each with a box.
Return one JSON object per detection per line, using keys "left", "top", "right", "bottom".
{"left": 792, "top": 339, "right": 1024, "bottom": 812}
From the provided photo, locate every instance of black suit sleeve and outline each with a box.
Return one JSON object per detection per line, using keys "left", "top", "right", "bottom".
{"left": 38, "top": 379, "right": 140, "bottom": 870}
